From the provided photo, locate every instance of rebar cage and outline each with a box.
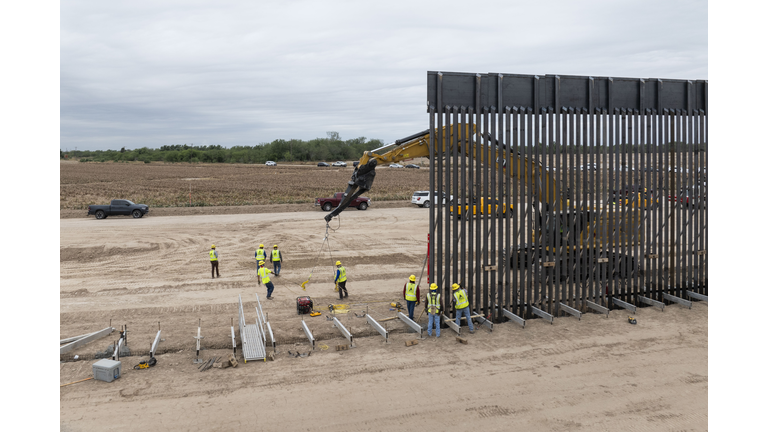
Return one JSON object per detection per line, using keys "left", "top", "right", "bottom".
{"left": 427, "top": 72, "right": 707, "bottom": 321}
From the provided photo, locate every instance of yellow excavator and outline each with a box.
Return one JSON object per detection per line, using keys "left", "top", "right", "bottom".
{"left": 325, "top": 125, "right": 643, "bottom": 256}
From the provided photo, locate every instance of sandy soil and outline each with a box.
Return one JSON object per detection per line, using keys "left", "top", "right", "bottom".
{"left": 60, "top": 207, "right": 707, "bottom": 431}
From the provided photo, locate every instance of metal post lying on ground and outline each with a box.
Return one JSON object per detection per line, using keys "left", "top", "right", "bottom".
{"left": 301, "top": 319, "right": 315, "bottom": 350}
{"left": 472, "top": 311, "right": 493, "bottom": 331}
{"left": 586, "top": 300, "right": 610, "bottom": 316}
{"left": 663, "top": 292, "right": 692, "bottom": 309}
{"left": 60, "top": 327, "right": 114, "bottom": 355}
{"left": 502, "top": 308, "right": 526, "bottom": 328}
{"left": 332, "top": 317, "right": 354, "bottom": 347}
{"left": 686, "top": 290, "right": 708, "bottom": 302}
{"left": 531, "top": 306, "right": 554, "bottom": 324}
{"left": 638, "top": 295, "right": 665, "bottom": 311}
{"left": 441, "top": 313, "right": 461, "bottom": 335}
{"left": 558, "top": 303, "right": 582, "bottom": 320}
{"left": 398, "top": 312, "right": 423, "bottom": 338}
{"left": 612, "top": 298, "right": 637, "bottom": 313}
{"left": 366, "top": 314, "right": 388, "bottom": 343}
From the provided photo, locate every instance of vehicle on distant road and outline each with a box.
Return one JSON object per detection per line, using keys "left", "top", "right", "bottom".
{"left": 332, "top": 161, "right": 347, "bottom": 167}
{"left": 668, "top": 188, "right": 706, "bottom": 209}
{"left": 315, "top": 192, "right": 370, "bottom": 211}
{"left": 266, "top": 161, "right": 277, "bottom": 166}
{"left": 389, "top": 163, "right": 404, "bottom": 168}
{"left": 353, "top": 161, "right": 359, "bottom": 167}
{"left": 411, "top": 191, "right": 452, "bottom": 208}
{"left": 405, "top": 164, "right": 420, "bottom": 169}
{"left": 88, "top": 200, "right": 149, "bottom": 219}
{"left": 317, "top": 162, "right": 329, "bottom": 167}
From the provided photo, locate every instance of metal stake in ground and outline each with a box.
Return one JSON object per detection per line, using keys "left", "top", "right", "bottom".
{"left": 194, "top": 319, "right": 204, "bottom": 364}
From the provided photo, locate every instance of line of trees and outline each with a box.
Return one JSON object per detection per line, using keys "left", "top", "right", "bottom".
{"left": 62, "top": 132, "right": 385, "bottom": 164}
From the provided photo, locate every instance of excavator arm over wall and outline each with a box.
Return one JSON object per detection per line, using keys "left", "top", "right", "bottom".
{"left": 324, "top": 124, "right": 561, "bottom": 222}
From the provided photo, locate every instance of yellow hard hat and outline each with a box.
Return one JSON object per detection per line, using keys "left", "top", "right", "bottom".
{"left": 409, "top": 275, "right": 416, "bottom": 282}
{"left": 430, "top": 283, "right": 437, "bottom": 290}
{"left": 273, "top": 245, "right": 278, "bottom": 248}
{"left": 451, "top": 283, "right": 460, "bottom": 290}
{"left": 336, "top": 261, "right": 341, "bottom": 266}
{"left": 259, "top": 244, "right": 264, "bottom": 247}
{"left": 259, "top": 260, "right": 265, "bottom": 265}
{"left": 211, "top": 244, "right": 215, "bottom": 248}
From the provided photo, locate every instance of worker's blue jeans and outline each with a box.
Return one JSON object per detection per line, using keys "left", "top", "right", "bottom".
{"left": 428, "top": 313, "right": 441, "bottom": 337}
{"left": 265, "top": 282, "right": 274, "bottom": 298}
{"left": 455, "top": 307, "right": 475, "bottom": 331}
{"left": 406, "top": 300, "right": 416, "bottom": 320}
{"left": 272, "top": 260, "right": 281, "bottom": 275}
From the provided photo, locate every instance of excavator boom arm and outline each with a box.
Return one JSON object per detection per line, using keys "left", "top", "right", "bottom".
{"left": 324, "top": 124, "right": 561, "bottom": 222}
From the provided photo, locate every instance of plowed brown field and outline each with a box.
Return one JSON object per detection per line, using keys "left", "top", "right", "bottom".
{"left": 60, "top": 160, "right": 430, "bottom": 210}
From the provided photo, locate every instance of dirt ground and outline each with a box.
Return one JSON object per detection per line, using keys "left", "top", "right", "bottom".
{"left": 60, "top": 206, "right": 708, "bottom": 431}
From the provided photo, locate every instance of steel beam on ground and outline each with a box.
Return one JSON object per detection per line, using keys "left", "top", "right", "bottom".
{"left": 663, "top": 292, "right": 692, "bottom": 309}
{"left": 150, "top": 330, "right": 162, "bottom": 358}
{"left": 686, "top": 290, "right": 708, "bottom": 302}
{"left": 60, "top": 330, "right": 100, "bottom": 345}
{"left": 586, "top": 300, "right": 610, "bottom": 316}
{"left": 266, "top": 322, "right": 276, "bottom": 352}
{"left": 638, "top": 295, "right": 665, "bottom": 311}
{"left": 332, "top": 317, "right": 354, "bottom": 347}
{"left": 60, "top": 327, "right": 114, "bottom": 355}
{"left": 558, "top": 303, "right": 582, "bottom": 320}
{"left": 366, "top": 314, "right": 388, "bottom": 343}
{"left": 441, "top": 314, "right": 461, "bottom": 335}
{"left": 472, "top": 311, "right": 493, "bottom": 332}
{"left": 398, "top": 312, "right": 423, "bottom": 338}
{"left": 502, "top": 308, "right": 526, "bottom": 328}
{"left": 301, "top": 319, "right": 315, "bottom": 350}
{"left": 531, "top": 306, "right": 554, "bottom": 324}
{"left": 612, "top": 298, "right": 637, "bottom": 313}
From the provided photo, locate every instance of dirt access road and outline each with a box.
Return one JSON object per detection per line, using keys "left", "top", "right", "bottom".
{"left": 60, "top": 207, "right": 707, "bottom": 431}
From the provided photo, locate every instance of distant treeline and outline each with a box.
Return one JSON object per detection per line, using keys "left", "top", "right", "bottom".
{"left": 61, "top": 132, "right": 385, "bottom": 164}
{"left": 61, "top": 134, "right": 706, "bottom": 164}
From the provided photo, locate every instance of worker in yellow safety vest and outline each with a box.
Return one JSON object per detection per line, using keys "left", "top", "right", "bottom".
{"left": 334, "top": 260, "right": 348, "bottom": 299}
{"left": 426, "top": 283, "right": 441, "bottom": 337}
{"left": 271, "top": 245, "right": 283, "bottom": 276}
{"left": 255, "top": 244, "right": 267, "bottom": 262}
{"left": 402, "top": 275, "right": 421, "bottom": 320}
{"left": 257, "top": 260, "right": 275, "bottom": 299}
{"left": 451, "top": 283, "right": 474, "bottom": 334}
{"left": 209, "top": 244, "right": 220, "bottom": 279}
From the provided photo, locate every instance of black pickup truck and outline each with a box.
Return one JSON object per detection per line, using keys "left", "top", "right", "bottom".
{"left": 88, "top": 200, "right": 150, "bottom": 219}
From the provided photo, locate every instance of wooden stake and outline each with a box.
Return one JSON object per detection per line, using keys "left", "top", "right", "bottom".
{"left": 60, "top": 377, "right": 93, "bottom": 387}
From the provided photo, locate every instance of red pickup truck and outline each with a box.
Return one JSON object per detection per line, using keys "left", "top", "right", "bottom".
{"left": 315, "top": 192, "right": 371, "bottom": 212}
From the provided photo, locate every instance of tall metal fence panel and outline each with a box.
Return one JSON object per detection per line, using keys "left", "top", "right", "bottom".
{"left": 427, "top": 72, "right": 707, "bottom": 321}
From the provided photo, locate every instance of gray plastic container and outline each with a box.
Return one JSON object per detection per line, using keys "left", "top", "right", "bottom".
{"left": 92, "top": 359, "right": 122, "bottom": 382}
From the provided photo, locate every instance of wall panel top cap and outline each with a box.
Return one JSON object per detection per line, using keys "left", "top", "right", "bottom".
{"left": 427, "top": 71, "right": 707, "bottom": 114}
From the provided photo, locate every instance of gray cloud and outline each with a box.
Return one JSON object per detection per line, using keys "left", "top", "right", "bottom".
{"left": 61, "top": 0, "right": 707, "bottom": 150}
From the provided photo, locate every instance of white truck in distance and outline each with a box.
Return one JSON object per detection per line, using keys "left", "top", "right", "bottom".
{"left": 411, "top": 191, "right": 453, "bottom": 208}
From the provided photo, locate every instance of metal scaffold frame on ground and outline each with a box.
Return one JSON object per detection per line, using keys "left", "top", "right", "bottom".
{"left": 426, "top": 71, "right": 707, "bottom": 323}
{"left": 238, "top": 294, "right": 267, "bottom": 362}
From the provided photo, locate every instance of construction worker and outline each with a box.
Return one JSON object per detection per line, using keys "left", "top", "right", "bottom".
{"left": 451, "top": 283, "right": 474, "bottom": 334}
{"left": 426, "top": 283, "right": 441, "bottom": 337}
{"left": 402, "top": 275, "right": 420, "bottom": 320}
{"left": 257, "top": 261, "right": 275, "bottom": 299}
{"left": 255, "top": 244, "right": 267, "bottom": 262}
{"left": 334, "top": 260, "right": 348, "bottom": 299}
{"left": 271, "top": 244, "right": 283, "bottom": 276}
{"left": 209, "top": 244, "right": 220, "bottom": 279}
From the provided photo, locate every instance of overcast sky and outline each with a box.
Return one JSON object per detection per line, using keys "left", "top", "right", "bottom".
{"left": 60, "top": 0, "right": 707, "bottom": 151}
